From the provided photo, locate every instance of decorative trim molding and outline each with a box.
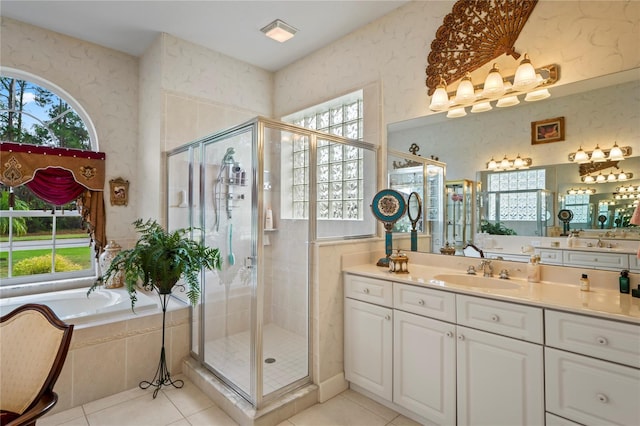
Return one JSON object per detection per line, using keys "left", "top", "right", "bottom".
{"left": 426, "top": 0, "right": 538, "bottom": 95}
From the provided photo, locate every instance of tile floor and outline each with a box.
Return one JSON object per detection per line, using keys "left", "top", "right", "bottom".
{"left": 205, "top": 324, "right": 308, "bottom": 395}
{"left": 40, "top": 375, "right": 421, "bottom": 426}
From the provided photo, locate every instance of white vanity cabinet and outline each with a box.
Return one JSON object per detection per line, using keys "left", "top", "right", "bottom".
{"left": 455, "top": 296, "right": 544, "bottom": 426}
{"left": 545, "top": 310, "right": 640, "bottom": 425}
{"left": 392, "top": 285, "right": 456, "bottom": 424}
{"left": 344, "top": 275, "right": 393, "bottom": 400}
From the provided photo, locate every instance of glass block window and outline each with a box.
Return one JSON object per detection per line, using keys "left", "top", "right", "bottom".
{"left": 284, "top": 91, "right": 364, "bottom": 220}
{"left": 564, "top": 194, "right": 590, "bottom": 223}
{"left": 486, "top": 169, "right": 546, "bottom": 222}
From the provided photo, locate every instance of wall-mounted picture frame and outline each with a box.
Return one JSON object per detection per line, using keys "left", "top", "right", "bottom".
{"left": 531, "top": 116, "right": 565, "bottom": 144}
{"left": 109, "top": 177, "right": 129, "bottom": 206}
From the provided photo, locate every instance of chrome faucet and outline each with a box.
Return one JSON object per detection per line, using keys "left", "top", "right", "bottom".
{"left": 596, "top": 238, "right": 604, "bottom": 248}
{"left": 478, "top": 260, "right": 493, "bottom": 277}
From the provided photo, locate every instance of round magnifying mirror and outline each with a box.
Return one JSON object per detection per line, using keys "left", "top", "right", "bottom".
{"left": 407, "top": 192, "right": 422, "bottom": 229}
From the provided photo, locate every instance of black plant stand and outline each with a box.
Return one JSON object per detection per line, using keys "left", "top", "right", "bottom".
{"left": 139, "top": 291, "right": 184, "bottom": 398}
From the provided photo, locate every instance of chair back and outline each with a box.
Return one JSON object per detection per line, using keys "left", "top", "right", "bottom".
{"left": 0, "top": 303, "right": 73, "bottom": 415}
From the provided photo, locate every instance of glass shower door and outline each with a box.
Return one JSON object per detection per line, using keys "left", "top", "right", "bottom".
{"left": 201, "top": 127, "right": 255, "bottom": 399}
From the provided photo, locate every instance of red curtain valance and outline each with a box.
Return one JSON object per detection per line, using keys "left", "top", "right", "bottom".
{"left": 0, "top": 142, "right": 108, "bottom": 254}
{"left": 0, "top": 142, "right": 105, "bottom": 191}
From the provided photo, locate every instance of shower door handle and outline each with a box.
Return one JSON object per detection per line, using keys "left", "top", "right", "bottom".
{"left": 245, "top": 256, "right": 256, "bottom": 269}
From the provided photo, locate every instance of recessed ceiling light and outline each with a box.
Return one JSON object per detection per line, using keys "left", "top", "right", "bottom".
{"left": 260, "top": 19, "right": 297, "bottom": 43}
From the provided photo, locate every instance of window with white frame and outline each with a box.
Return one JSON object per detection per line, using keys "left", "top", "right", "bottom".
{"left": 486, "top": 169, "right": 546, "bottom": 221}
{"left": 1, "top": 72, "right": 96, "bottom": 286}
{"left": 283, "top": 91, "right": 364, "bottom": 220}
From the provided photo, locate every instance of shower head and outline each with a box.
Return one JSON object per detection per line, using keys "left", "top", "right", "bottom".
{"left": 222, "top": 148, "right": 235, "bottom": 165}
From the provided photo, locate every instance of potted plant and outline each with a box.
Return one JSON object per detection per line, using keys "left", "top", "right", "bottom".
{"left": 89, "top": 218, "right": 221, "bottom": 309}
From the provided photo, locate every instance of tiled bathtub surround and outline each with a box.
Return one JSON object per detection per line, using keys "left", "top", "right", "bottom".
{"left": 51, "top": 298, "right": 191, "bottom": 413}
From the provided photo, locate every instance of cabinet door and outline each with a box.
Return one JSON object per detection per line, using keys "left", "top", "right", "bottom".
{"left": 456, "top": 326, "right": 544, "bottom": 426}
{"left": 393, "top": 310, "right": 456, "bottom": 425}
{"left": 546, "top": 347, "right": 640, "bottom": 426}
{"left": 344, "top": 298, "right": 393, "bottom": 400}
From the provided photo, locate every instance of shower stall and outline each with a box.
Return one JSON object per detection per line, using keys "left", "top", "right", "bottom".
{"left": 166, "top": 117, "right": 378, "bottom": 409}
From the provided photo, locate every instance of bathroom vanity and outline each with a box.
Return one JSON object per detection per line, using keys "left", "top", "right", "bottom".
{"left": 343, "top": 263, "right": 640, "bottom": 426}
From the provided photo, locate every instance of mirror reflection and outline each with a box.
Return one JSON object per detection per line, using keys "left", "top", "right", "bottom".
{"left": 387, "top": 70, "right": 639, "bottom": 263}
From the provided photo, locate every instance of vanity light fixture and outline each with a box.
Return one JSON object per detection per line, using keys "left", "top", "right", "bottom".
{"left": 567, "top": 188, "right": 596, "bottom": 195}
{"left": 428, "top": 58, "right": 559, "bottom": 118}
{"left": 569, "top": 143, "right": 632, "bottom": 163}
{"left": 486, "top": 154, "right": 531, "bottom": 171}
{"left": 582, "top": 170, "right": 633, "bottom": 183}
{"left": 260, "top": 19, "right": 298, "bottom": 43}
{"left": 616, "top": 185, "right": 640, "bottom": 194}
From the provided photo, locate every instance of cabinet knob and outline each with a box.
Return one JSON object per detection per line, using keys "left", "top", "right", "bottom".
{"left": 596, "top": 393, "right": 609, "bottom": 403}
{"left": 490, "top": 314, "right": 500, "bottom": 322}
{"left": 363, "top": 288, "right": 370, "bottom": 294}
{"left": 446, "top": 331, "right": 454, "bottom": 338}
{"left": 418, "top": 299, "right": 425, "bottom": 306}
{"left": 385, "top": 314, "right": 391, "bottom": 321}
{"left": 596, "top": 336, "right": 608, "bottom": 345}
{"left": 457, "top": 334, "right": 465, "bottom": 341}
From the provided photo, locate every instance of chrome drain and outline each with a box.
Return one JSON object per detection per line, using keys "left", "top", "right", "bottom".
{"left": 265, "top": 357, "right": 276, "bottom": 364}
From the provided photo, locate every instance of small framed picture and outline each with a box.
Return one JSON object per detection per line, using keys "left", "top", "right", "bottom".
{"left": 109, "top": 177, "right": 129, "bottom": 206}
{"left": 531, "top": 117, "right": 565, "bottom": 144}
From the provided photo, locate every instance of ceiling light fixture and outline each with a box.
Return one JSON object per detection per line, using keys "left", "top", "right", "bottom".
{"left": 260, "top": 19, "right": 298, "bottom": 43}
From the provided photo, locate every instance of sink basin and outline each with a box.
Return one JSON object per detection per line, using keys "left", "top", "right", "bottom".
{"left": 432, "top": 273, "right": 521, "bottom": 290}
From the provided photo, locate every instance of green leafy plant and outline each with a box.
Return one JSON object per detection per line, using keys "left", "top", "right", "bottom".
{"left": 480, "top": 220, "right": 517, "bottom": 235}
{"left": 88, "top": 219, "right": 221, "bottom": 309}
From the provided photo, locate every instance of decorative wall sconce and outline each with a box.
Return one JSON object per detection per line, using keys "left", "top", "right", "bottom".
{"left": 486, "top": 154, "right": 532, "bottom": 171}
{"left": 430, "top": 60, "right": 559, "bottom": 117}
{"left": 582, "top": 170, "right": 632, "bottom": 183}
{"left": 569, "top": 143, "right": 631, "bottom": 163}
{"left": 566, "top": 188, "right": 596, "bottom": 195}
{"left": 614, "top": 193, "right": 640, "bottom": 200}
{"left": 599, "top": 200, "right": 615, "bottom": 206}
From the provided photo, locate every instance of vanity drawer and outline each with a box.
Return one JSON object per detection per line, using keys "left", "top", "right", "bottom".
{"left": 456, "top": 295, "right": 543, "bottom": 343}
{"left": 546, "top": 310, "right": 640, "bottom": 368}
{"left": 536, "top": 248, "right": 563, "bottom": 265}
{"left": 562, "top": 250, "right": 629, "bottom": 270}
{"left": 344, "top": 274, "right": 393, "bottom": 307}
{"left": 393, "top": 283, "right": 456, "bottom": 322}
{"left": 629, "top": 254, "right": 640, "bottom": 273}
{"left": 545, "top": 348, "right": 640, "bottom": 426}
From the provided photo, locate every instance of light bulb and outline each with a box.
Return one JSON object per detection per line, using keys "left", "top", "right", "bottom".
{"left": 513, "top": 154, "right": 525, "bottom": 169}
{"left": 481, "top": 64, "right": 505, "bottom": 99}
{"left": 471, "top": 102, "right": 492, "bottom": 113}
{"left": 525, "top": 88, "right": 550, "bottom": 101}
{"left": 513, "top": 53, "right": 538, "bottom": 91}
{"left": 608, "top": 142, "right": 624, "bottom": 161}
{"left": 454, "top": 73, "right": 476, "bottom": 105}
{"left": 595, "top": 173, "right": 606, "bottom": 183}
{"left": 607, "top": 171, "right": 617, "bottom": 182}
{"left": 487, "top": 157, "right": 498, "bottom": 170}
{"left": 583, "top": 175, "right": 595, "bottom": 183}
{"left": 446, "top": 107, "right": 467, "bottom": 118}
{"left": 429, "top": 77, "right": 450, "bottom": 111}
{"left": 591, "top": 145, "right": 606, "bottom": 162}
{"left": 618, "top": 170, "right": 628, "bottom": 181}
{"left": 496, "top": 96, "right": 520, "bottom": 107}
{"left": 500, "top": 155, "right": 511, "bottom": 169}
{"left": 573, "top": 147, "right": 589, "bottom": 163}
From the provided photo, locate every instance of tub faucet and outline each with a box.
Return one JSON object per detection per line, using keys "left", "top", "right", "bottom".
{"left": 478, "top": 260, "right": 493, "bottom": 277}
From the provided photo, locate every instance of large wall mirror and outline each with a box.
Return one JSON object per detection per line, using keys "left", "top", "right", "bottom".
{"left": 387, "top": 68, "right": 640, "bottom": 257}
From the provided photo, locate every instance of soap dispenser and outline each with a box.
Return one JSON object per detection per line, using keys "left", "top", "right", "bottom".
{"left": 527, "top": 255, "right": 540, "bottom": 283}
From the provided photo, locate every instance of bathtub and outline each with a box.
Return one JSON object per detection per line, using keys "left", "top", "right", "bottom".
{"left": 0, "top": 287, "right": 159, "bottom": 325}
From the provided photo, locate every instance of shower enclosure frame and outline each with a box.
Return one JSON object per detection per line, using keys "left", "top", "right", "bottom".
{"left": 166, "top": 116, "right": 378, "bottom": 409}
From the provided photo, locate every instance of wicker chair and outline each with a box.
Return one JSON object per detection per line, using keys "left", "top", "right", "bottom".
{"left": 0, "top": 304, "right": 74, "bottom": 426}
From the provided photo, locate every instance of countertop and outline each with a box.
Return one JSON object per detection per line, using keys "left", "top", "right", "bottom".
{"left": 343, "top": 263, "right": 640, "bottom": 324}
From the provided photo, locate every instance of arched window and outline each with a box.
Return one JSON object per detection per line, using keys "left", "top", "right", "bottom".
{"left": 0, "top": 69, "right": 104, "bottom": 288}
